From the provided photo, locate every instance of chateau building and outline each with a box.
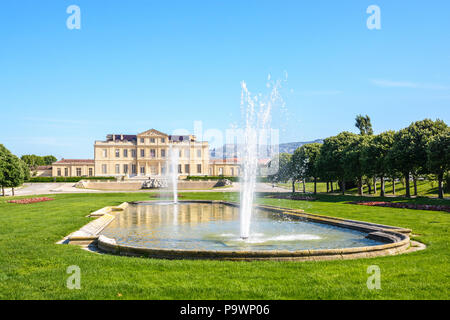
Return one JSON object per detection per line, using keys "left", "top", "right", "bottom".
{"left": 49, "top": 129, "right": 274, "bottom": 179}
{"left": 94, "top": 129, "right": 210, "bottom": 177}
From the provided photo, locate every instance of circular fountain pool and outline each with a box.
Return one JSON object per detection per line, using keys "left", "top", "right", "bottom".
{"left": 95, "top": 201, "right": 412, "bottom": 260}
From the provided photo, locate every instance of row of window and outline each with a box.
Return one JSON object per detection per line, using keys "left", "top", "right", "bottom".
{"left": 57, "top": 167, "right": 93, "bottom": 177}
{"left": 101, "top": 164, "right": 202, "bottom": 175}
{"left": 139, "top": 137, "right": 165, "bottom": 144}
{"left": 102, "top": 148, "right": 203, "bottom": 159}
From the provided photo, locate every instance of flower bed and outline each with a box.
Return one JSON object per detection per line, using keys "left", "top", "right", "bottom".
{"left": 265, "top": 194, "right": 317, "bottom": 201}
{"left": 348, "top": 201, "right": 450, "bottom": 212}
{"left": 7, "top": 197, "right": 54, "bottom": 204}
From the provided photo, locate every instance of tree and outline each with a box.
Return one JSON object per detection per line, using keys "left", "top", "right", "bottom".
{"left": 298, "top": 143, "right": 321, "bottom": 194}
{"left": 361, "top": 131, "right": 395, "bottom": 197}
{"left": 355, "top": 114, "right": 374, "bottom": 136}
{"left": 390, "top": 119, "right": 448, "bottom": 197}
{"left": 427, "top": 129, "right": 450, "bottom": 199}
{"left": 0, "top": 144, "right": 25, "bottom": 196}
{"left": 270, "top": 153, "right": 294, "bottom": 191}
{"left": 318, "top": 132, "right": 359, "bottom": 195}
{"left": 42, "top": 155, "right": 57, "bottom": 165}
{"left": 342, "top": 135, "right": 367, "bottom": 195}
{"left": 21, "top": 154, "right": 57, "bottom": 169}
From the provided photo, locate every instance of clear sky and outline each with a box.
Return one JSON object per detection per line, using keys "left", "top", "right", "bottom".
{"left": 1, "top": 0, "right": 449, "bottom": 159}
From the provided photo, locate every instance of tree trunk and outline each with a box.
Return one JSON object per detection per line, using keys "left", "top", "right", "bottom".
{"left": 438, "top": 172, "right": 444, "bottom": 199}
{"left": 367, "top": 180, "right": 371, "bottom": 194}
{"left": 292, "top": 180, "right": 295, "bottom": 193}
{"left": 358, "top": 177, "right": 363, "bottom": 196}
{"left": 330, "top": 182, "right": 334, "bottom": 193}
{"left": 314, "top": 177, "right": 317, "bottom": 195}
{"left": 326, "top": 181, "right": 329, "bottom": 193}
{"left": 341, "top": 179, "right": 346, "bottom": 195}
{"left": 12, "top": 187, "right": 15, "bottom": 196}
{"left": 413, "top": 175, "right": 418, "bottom": 196}
{"left": 380, "top": 176, "right": 385, "bottom": 197}
{"left": 373, "top": 177, "right": 377, "bottom": 194}
{"left": 302, "top": 179, "right": 306, "bottom": 193}
{"left": 392, "top": 177, "right": 396, "bottom": 195}
{"left": 1, "top": 186, "right": 4, "bottom": 197}
{"left": 405, "top": 172, "right": 411, "bottom": 198}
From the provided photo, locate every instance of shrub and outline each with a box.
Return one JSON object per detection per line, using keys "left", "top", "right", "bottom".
{"left": 185, "top": 175, "right": 239, "bottom": 182}
{"left": 26, "top": 176, "right": 115, "bottom": 183}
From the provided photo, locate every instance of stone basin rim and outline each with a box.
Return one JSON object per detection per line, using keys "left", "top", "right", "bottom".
{"left": 62, "top": 200, "right": 419, "bottom": 261}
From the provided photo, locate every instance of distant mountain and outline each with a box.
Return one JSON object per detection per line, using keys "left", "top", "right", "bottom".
{"left": 278, "top": 139, "right": 324, "bottom": 154}
{"left": 209, "top": 139, "right": 323, "bottom": 159}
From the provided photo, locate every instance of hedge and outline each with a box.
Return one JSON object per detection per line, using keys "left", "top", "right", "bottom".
{"left": 26, "top": 176, "right": 116, "bottom": 183}
{"left": 185, "top": 175, "right": 239, "bottom": 182}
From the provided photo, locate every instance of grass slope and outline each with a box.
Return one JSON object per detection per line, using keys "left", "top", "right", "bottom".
{"left": 0, "top": 192, "right": 448, "bottom": 299}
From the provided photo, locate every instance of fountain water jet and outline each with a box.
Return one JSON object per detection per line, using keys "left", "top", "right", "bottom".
{"left": 168, "top": 145, "right": 179, "bottom": 204}
{"left": 239, "top": 78, "right": 283, "bottom": 239}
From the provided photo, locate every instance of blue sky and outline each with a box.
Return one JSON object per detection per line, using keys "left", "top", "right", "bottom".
{"left": 1, "top": 0, "right": 449, "bottom": 159}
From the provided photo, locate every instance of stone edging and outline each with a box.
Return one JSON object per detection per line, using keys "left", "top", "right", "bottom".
{"left": 63, "top": 200, "right": 423, "bottom": 261}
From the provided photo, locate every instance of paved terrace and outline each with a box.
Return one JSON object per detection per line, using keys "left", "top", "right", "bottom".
{"left": 1, "top": 182, "right": 289, "bottom": 196}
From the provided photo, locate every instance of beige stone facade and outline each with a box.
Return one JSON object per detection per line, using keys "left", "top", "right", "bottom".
{"left": 209, "top": 159, "right": 241, "bottom": 177}
{"left": 52, "top": 159, "right": 95, "bottom": 177}
{"left": 93, "top": 129, "right": 209, "bottom": 178}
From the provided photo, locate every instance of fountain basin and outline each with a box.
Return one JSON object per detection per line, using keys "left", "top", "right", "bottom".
{"left": 65, "top": 200, "right": 414, "bottom": 261}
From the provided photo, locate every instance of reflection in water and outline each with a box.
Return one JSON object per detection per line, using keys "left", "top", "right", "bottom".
{"left": 100, "top": 203, "right": 383, "bottom": 251}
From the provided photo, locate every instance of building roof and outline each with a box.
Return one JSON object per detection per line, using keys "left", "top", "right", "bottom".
{"left": 106, "top": 134, "right": 137, "bottom": 142}
{"left": 53, "top": 159, "right": 95, "bottom": 164}
{"left": 36, "top": 166, "right": 52, "bottom": 170}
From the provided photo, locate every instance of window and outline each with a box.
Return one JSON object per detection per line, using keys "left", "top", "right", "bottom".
{"left": 150, "top": 138, "right": 155, "bottom": 143}
{"left": 140, "top": 166, "right": 145, "bottom": 175}
{"left": 140, "top": 138, "right": 144, "bottom": 143}
{"left": 185, "top": 149, "right": 190, "bottom": 158}
{"left": 161, "top": 166, "right": 166, "bottom": 174}
{"left": 179, "top": 150, "right": 182, "bottom": 157}
{"left": 115, "top": 164, "right": 120, "bottom": 174}
{"left": 115, "top": 149, "right": 120, "bottom": 158}
{"left": 64, "top": 168, "right": 68, "bottom": 177}
{"left": 132, "top": 164, "right": 137, "bottom": 175}
{"left": 185, "top": 164, "right": 190, "bottom": 174}
{"left": 197, "top": 149, "right": 201, "bottom": 158}
{"left": 178, "top": 164, "right": 182, "bottom": 174}
{"left": 161, "top": 138, "right": 165, "bottom": 143}
{"left": 231, "top": 168, "right": 234, "bottom": 176}
{"left": 219, "top": 167, "right": 223, "bottom": 175}
{"left": 140, "top": 149, "right": 145, "bottom": 157}
{"left": 89, "top": 168, "right": 93, "bottom": 177}
{"left": 150, "top": 149, "right": 156, "bottom": 158}
{"left": 131, "top": 149, "right": 136, "bottom": 158}
{"left": 103, "top": 149, "right": 107, "bottom": 158}
{"left": 76, "top": 168, "right": 82, "bottom": 176}
{"left": 161, "top": 149, "right": 166, "bottom": 158}
{"left": 102, "top": 164, "right": 107, "bottom": 174}
{"left": 197, "top": 164, "right": 201, "bottom": 174}
{"left": 123, "top": 149, "right": 128, "bottom": 158}
{"left": 57, "top": 168, "right": 61, "bottom": 176}
{"left": 123, "top": 164, "right": 128, "bottom": 174}
{"left": 151, "top": 166, "right": 157, "bottom": 175}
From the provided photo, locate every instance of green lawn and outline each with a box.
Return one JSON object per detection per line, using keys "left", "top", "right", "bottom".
{"left": 0, "top": 192, "right": 449, "bottom": 299}
{"left": 278, "top": 180, "right": 449, "bottom": 198}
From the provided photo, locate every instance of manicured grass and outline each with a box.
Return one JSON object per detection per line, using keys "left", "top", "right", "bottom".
{"left": 0, "top": 192, "right": 449, "bottom": 299}
{"left": 278, "top": 180, "right": 449, "bottom": 198}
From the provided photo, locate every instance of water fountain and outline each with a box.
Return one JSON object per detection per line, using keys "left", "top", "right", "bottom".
{"left": 239, "top": 78, "right": 283, "bottom": 239}
{"left": 168, "top": 145, "right": 179, "bottom": 204}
